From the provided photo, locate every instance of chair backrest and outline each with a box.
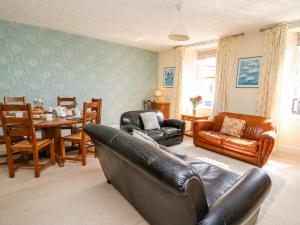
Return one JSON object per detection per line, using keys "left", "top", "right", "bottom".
{"left": 3, "top": 96, "right": 26, "bottom": 105}
{"left": 82, "top": 101, "right": 99, "bottom": 139}
{"left": 57, "top": 97, "right": 77, "bottom": 109}
{"left": 0, "top": 103, "right": 36, "bottom": 148}
{"left": 91, "top": 98, "right": 102, "bottom": 124}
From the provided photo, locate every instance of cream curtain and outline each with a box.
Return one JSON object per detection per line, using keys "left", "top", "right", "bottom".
{"left": 213, "top": 36, "right": 238, "bottom": 115}
{"left": 256, "top": 25, "right": 287, "bottom": 123}
{"left": 174, "top": 46, "right": 185, "bottom": 119}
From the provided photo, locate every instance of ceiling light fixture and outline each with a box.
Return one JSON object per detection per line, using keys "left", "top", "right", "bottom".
{"left": 168, "top": 2, "right": 190, "bottom": 41}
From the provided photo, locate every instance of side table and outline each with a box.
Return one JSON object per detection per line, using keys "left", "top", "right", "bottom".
{"left": 181, "top": 114, "right": 209, "bottom": 137}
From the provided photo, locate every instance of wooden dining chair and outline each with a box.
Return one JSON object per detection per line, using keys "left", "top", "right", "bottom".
{"left": 57, "top": 97, "right": 77, "bottom": 109}
{"left": 0, "top": 103, "right": 55, "bottom": 178}
{"left": 3, "top": 96, "right": 26, "bottom": 105}
{"left": 60, "top": 101, "right": 99, "bottom": 167}
{"left": 0, "top": 134, "right": 6, "bottom": 165}
{"left": 91, "top": 98, "right": 102, "bottom": 124}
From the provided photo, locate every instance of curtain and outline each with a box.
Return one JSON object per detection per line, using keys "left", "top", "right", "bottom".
{"left": 256, "top": 25, "right": 287, "bottom": 124}
{"left": 212, "top": 36, "right": 238, "bottom": 115}
{"left": 174, "top": 46, "right": 185, "bottom": 119}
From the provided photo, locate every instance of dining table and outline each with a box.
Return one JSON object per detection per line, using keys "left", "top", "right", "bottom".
{"left": 0, "top": 117, "right": 82, "bottom": 167}
{"left": 34, "top": 117, "right": 81, "bottom": 166}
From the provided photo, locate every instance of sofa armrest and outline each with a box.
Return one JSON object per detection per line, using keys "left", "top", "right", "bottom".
{"left": 162, "top": 119, "right": 186, "bottom": 142}
{"left": 120, "top": 124, "right": 143, "bottom": 134}
{"left": 193, "top": 120, "right": 214, "bottom": 132}
{"left": 199, "top": 168, "right": 271, "bottom": 225}
{"left": 162, "top": 119, "right": 185, "bottom": 129}
{"left": 258, "top": 131, "right": 277, "bottom": 167}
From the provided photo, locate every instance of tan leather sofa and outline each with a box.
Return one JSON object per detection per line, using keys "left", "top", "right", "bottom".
{"left": 193, "top": 112, "right": 277, "bottom": 167}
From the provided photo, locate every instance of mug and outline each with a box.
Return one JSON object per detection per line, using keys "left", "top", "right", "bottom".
{"left": 46, "top": 114, "right": 53, "bottom": 121}
{"left": 47, "top": 107, "right": 53, "bottom": 113}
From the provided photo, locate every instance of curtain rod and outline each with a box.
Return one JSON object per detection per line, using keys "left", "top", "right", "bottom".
{"left": 260, "top": 18, "right": 300, "bottom": 32}
{"left": 173, "top": 32, "right": 244, "bottom": 49}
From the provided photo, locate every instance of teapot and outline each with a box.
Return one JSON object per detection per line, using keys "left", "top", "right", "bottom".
{"left": 54, "top": 106, "right": 66, "bottom": 117}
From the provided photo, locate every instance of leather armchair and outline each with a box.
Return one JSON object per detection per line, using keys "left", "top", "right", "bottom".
{"left": 85, "top": 124, "right": 271, "bottom": 225}
{"left": 193, "top": 112, "right": 277, "bottom": 167}
{"left": 120, "top": 109, "right": 185, "bottom": 146}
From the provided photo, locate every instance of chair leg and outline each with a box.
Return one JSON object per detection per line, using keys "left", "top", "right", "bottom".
{"left": 60, "top": 139, "right": 66, "bottom": 167}
{"left": 32, "top": 148, "right": 40, "bottom": 178}
{"left": 7, "top": 149, "right": 15, "bottom": 178}
{"left": 49, "top": 139, "right": 55, "bottom": 165}
{"left": 81, "top": 141, "right": 87, "bottom": 166}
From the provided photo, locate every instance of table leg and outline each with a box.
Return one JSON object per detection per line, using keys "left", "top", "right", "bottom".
{"left": 43, "top": 127, "right": 63, "bottom": 167}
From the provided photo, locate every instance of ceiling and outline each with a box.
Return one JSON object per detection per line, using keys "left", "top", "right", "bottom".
{"left": 0, "top": 0, "right": 300, "bottom": 52}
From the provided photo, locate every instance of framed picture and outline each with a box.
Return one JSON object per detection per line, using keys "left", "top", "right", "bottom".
{"left": 163, "top": 67, "right": 175, "bottom": 88}
{"left": 236, "top": 57, "right": 262, "bottom": 88}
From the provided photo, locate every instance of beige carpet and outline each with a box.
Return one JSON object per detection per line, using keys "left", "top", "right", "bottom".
{"left": 0, "top": 137, "right": 299, "bottom": 225}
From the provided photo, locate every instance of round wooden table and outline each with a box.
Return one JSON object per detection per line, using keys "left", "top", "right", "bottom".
{"left": 34, "top": 118, "right": 80, "bottom": 166}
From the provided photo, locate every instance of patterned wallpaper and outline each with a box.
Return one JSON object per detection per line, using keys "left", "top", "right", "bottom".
{"left": 0, "top": 20, "right": 158, "bottom": 125}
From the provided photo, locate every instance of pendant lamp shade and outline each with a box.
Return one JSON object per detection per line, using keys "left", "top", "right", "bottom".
{"left": 168, "top": 2, "right": 190, "bottom": 41}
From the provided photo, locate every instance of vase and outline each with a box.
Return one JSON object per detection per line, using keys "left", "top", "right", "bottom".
{"left": 192, "top": 107, "right": 196, "bottom": 116}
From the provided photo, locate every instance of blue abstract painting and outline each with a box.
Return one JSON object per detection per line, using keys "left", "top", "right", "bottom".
{"left": 163, "top": 67, "right": 175, "bottom": 88}
{"left": 236, "top": 57, "right": 261, "bottom": 87}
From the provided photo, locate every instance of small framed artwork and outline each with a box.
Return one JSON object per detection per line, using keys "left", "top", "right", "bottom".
{"left": 163, "top": 67, "right": 175, "bottom": 88}
{"left": 236, "top": 57, "right": 262, "bottom": 88}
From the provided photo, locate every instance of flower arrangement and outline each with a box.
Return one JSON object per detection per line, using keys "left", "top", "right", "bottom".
{"left": 189, "top": 96, "right": 202, "bottom": 115}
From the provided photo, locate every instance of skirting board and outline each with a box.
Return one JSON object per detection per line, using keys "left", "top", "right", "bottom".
{"left": 277, "top": 144, "right": 300, "bottom": 156}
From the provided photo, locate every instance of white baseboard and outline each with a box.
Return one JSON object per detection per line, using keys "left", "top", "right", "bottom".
{"left": 277, "top": 144, "right": 300, "bottom": 156}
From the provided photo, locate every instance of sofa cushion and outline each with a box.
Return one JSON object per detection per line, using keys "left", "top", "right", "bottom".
{"left": 198, "top": 131, "right": 228, "bottom": 145}
{"left": 189, "top": 160, "right": 240, "bottom": 206}
{"left": 133, "top": 129, "right": 160, "bottom": 149}
{"left": 159, "top": 144, "right": 187, "bottom": 159}
{"left": 223, "top": 136, "right": 258, "bottom": 153}
{"left": 140, "top": 112, "right": 160, "bottom": 130}
{"left": 160, "top": 127, "right": 181, "bottom": 137}
{"left": 146, "top": 129, "right": 165, "bottom": 140}
{"left": 220, "top": 116, "right": 246, "bottom": 137}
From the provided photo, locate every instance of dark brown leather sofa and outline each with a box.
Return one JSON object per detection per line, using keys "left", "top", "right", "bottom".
{"left": 85, "top": 124, "right": 271, "bottom": 225}
{"left": 120, "top": 109, "right": 185, "bottom": 146}
{"left": 193, "top": 112, "right": 277, "bottom": 167}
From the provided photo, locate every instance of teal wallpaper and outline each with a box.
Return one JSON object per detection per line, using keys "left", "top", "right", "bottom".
{"left": 0, "top": 20, "right": 158, "bottom": 125}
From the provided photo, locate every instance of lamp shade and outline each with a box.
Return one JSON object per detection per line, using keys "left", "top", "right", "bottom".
{"left": 155, "top": 89, "right": 163, "bottom": 97}
{"left": 168, "top": 24, "right": 190, "bottom": 41}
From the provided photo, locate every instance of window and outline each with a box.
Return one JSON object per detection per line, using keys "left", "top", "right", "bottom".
{"left": 196, "top": 50, "right": 216, "bottom": 108}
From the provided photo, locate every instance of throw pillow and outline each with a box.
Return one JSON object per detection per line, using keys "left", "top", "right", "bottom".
{"left": 140, "top": 112, "right": 160, "bottom": 130}
{"left": 220, "top": 116, "right": 246, "bottom": 137}
{"left": 133, "top": 129, "right": 160, "bottom": 149}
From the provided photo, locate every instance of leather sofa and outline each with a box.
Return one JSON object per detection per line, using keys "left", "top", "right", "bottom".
{"left": 85, "top": 124, "right": 271, "bottom": 225}
{"left": 193, "top": 112, "right": 277, "bottom": 167}
{"left": 120, "top": 109, "right": 185, "bottom": 146}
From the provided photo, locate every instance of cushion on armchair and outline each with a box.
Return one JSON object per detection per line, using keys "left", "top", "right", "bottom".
{"left": 120, "top": 109, "right": 185, "bottom": 146}
{"left": 140, "top": 112, "right": 160, "bottom": 130}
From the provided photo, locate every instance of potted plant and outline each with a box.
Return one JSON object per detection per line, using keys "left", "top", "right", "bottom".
{"left": 189, "top": 96, "right": 202, "bottom": 116}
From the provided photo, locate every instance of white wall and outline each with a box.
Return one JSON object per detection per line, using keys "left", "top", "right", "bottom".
{"left": 228, "top": 32, "right": 265, "bottom": 114}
